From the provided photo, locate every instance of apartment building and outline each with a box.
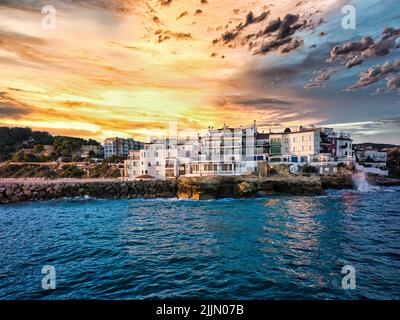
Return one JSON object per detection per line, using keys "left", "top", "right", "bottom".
{"left": 186, "top": 123, "right": 268, "bottom": 177}
{"left": 269, "top": 127, "right": 354, "bottom": 164}
{"left": 103, "top": 138, "right": 144, "bottom": 158}
{"left": 323, "top": 128, "right": 353, "bottom": 162}
{"left": 123, "top": 123, "right": 354, "bottom": 180}
{"left": 269, "top": 127, "right": 324, "bottom": 163}
{"left": 124, "top": 137, "right": 200, "bottom": 180}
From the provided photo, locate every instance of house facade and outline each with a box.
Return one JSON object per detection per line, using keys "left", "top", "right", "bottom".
{"left": 269, "top": 127, "right": 325, "bottom": 164}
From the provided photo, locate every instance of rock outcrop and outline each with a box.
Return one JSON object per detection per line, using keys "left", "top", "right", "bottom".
{"left": 320, "top": 174, "right": 354, "bottom": 189}
{"left": 366, "top": 174, "right": 400, "bottom": 186}
{"left": 177, "top": 176, "right": 324, "bottom": 200}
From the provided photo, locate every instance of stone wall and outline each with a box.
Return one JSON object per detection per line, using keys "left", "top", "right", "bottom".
{"left": 0, "top": 180, "right": 178, "bottom": 204}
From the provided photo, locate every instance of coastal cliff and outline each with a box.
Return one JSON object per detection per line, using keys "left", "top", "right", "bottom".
{"left": 177, "top": 176, "right": 324, "bottom": 200}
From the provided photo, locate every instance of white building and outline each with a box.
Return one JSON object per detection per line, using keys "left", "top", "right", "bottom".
{"left": 269, "top": 127, "right": 328, "bottom": 163}
{"left": 269, "top": 126, "right": 354, "bottom": 164}
{"left": 104, "top": 138, "right": 144, "bottom": 159}
{"left": 186, "top": 123, "right": 266, "bottom": 177}
{"left": 123, "top": 123, "right": 354, "bottom": 180}
{"left": 123, "top": 137, "right": 200, "bottom": 180}
{"left": 355, "top": 149, "right": 387, "bottom": 170}
{"left": 322, "top": 129, "right": 353, "bottom": 162}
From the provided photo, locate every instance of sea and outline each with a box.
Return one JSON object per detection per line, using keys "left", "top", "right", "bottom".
{"left": 0, "top": 186, "right": 399, "bottom": 299}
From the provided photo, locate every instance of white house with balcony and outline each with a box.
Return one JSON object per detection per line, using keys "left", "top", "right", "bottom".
{"left": 186, "top": 123, "right": 268, "bottom": 177}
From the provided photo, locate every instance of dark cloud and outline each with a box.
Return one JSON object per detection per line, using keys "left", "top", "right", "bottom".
{"left": 215, "top": 95, "right": 293, "bottom": 109}
{"left": 254, "top": 37, "right": 292, "bottom": 55}
{"left": 221, "top": 31, "right": 239, "bottom": 43}
{"left": 234, "top": 97, "right": 293, "bottom": 106}
{"left": 329, "top": 27, "right": 400, "bottom": 68}
{"left": 236, "top": 11, "right": 269, "bottom": 31}
{"left": 346, "top": 59, "right": 400, "bottom": 93}
{"left": 304, "top": 68, "right": 335, "bottom": 89}
{"left": 213, "top": 10, "right": 270, "bottom": 45}
{"left": 213, "top": 11, "right": 310, "bottom": 57}
{"left": 176, "top": 11, "right": 189, "bottom": 20}
{"left": 158, "top": 0, "right": 173, "bottom": 7}
{"left": 154, "top": 29, "right": 193, "bottom": 43}
{"left": 345, "top": 56, "right": 364, "bottom": 68}
{"left": 0, "top": 92, "right": 32, "bottom": 118}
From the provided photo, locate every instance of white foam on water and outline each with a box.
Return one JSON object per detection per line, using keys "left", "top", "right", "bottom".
{"left": 352, "top": 164, "right": 380, "bottom": 193}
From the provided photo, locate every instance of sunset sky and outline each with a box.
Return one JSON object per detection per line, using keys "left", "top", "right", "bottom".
{"left": 0, "top": 0, "right": 399, "bottom": 143}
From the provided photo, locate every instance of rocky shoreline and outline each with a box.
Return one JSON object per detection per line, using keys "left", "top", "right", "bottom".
{"left": 1, "top": 174, "right": 400, "bottom": 204}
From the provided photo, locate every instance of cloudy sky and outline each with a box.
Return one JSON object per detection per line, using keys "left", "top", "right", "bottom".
{"left": 0, "top": 0, "right": 399, "bottom": 143}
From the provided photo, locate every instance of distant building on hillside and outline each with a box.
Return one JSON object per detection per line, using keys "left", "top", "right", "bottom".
{"left": 79, "top": 145, "right": 104, "bottom": 159}
{"left": 355, "top": 148, "right": 388, "bottom": 170}
{"left": 42, "top": 145, "right": 55, "bottom": 157}
{"left": 103, "top": 138, "right": 144, "bottom": 159}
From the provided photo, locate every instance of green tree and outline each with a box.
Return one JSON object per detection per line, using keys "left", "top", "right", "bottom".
{"left": 33, "top": 144, "right": 44, "bottom": 154}
{"left": 60, "top": 165, "right": 85, "bottom": 178}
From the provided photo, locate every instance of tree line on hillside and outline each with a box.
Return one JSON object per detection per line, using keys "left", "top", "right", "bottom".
{"left": 0, "top": 127, "right": 101, "bottom": 161}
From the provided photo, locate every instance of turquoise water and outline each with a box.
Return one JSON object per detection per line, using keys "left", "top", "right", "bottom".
{"left": 0, "top": 187, "right": 399, "bottom": 300}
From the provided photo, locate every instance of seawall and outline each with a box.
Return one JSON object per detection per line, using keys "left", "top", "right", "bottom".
{"left": 0, "top": 180, "right": 178, "bottom": 204}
